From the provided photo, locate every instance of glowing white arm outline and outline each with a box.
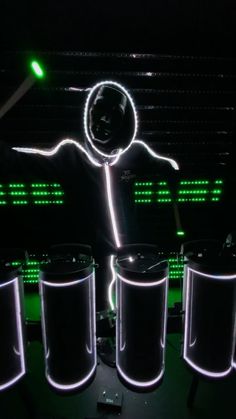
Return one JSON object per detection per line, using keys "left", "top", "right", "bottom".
{"left": 116, "top": 360, "right": 164, "bottom": 389}
{"left": 133, "top": 139, "right": 179, "bottom": 170}
{"left": 40, "top": 272, "right": 93, "bottom": 287}
{"left": 12, "top": 138, "right": 102, "bottom": 167}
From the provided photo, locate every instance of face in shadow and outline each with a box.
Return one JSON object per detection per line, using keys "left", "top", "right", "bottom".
{"left": 87, "top": 84, "right": 135, "bottom": 156}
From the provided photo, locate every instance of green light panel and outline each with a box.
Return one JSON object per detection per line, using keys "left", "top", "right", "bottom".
{"left": 11, "top": 258, "right": 41, "bottom": 284}
{"left": 134, "top": 179, "right": 223, "bottom": 204}
{"left": 0, "top": 183, "right": 64, "bottom": 206}
{"left": 11, "top": 256, "right": 50, "bottom": 284}
{"left": 168, "top": 255, "right": 184, "bottom": 280}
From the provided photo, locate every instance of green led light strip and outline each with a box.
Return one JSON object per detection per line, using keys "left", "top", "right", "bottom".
{"left": 0, "top": 183, "right": 64, "bottom": 206}
{"left": 11, "top": 257, "right": 47, "bottom": 284}
{"left": 135, "top": 182, "right": 153, "bottom": 186}
{"left": 157, "top": 190, "right": 170, "bottom": 195}
{"left": 34, "top": 200, "right": 64, "bottom": 205}
{"left": 134, "top": 179, "right": 224, "bottom": 205}
{"left": 168, "top": 256, "right": 184, "bottom": 280}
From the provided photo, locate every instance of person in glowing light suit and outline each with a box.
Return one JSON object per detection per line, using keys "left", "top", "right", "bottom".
{"left": 0, "top": 81, "right": 179, "bottom": 310}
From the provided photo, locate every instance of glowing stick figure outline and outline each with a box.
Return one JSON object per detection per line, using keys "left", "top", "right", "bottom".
{"left": 12, "top": 80, "right": 179, "bottom": 310}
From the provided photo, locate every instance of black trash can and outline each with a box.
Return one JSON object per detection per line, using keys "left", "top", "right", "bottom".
{"left": 116, "top": 244, "right": 168, "bottom": 391}
{"left": 0, "top": 265, "right": 26, "bottom": 391}
{"left": 39, "top": 252, "right": 96, "bottom": 392}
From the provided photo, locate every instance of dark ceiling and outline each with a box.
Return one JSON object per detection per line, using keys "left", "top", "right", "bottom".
{"left": 1, "top": 1, "right": 236, "bottom": 55}
{"left": 0, "top": 1, "right": 235, "bottom": 173}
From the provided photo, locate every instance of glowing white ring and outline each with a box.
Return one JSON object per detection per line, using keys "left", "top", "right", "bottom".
{"left": 116, "top": 363, "right": 164, "bottom": 388}
{"left": 117, "top": 273, "right": 167, "bottom": 287}
{"left": 0, "top": 277, "right": 18, "bottom": 288}
{"left": 0, "top": 371, "right": 26, "bottom": 391}
{"left": 46, "top": 361, "right": 97, "bottom": 391}
{"left": 40, "top": 272, "right": 93, "bottom": 287}
{"left": 183, "top": 266, "right": 233, "bottom": 377}
{"left": 187, "top": 267, "right": 236, "bottom": 280}
{"left": 183, "top": 358, "right": 232, "bottom": 378}
{"left": 84, "top": 80, "right": 138, "bottom": 159}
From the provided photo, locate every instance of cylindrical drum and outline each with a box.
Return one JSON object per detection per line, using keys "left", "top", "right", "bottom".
{"left": 181, "top": 240, "right": 222, "bottom": 312}
{"left": 183, "top": 256, "right": 236, "bottom": 378}
{"left": 116, "top": 244, "right": 168, "bottom": 391}
{"left": 222, "top": 232, "right": 236, "bottom": 371}
{"left": 39, "top": 260, "right": 96, "bottom": 392}
{"left": 0, "top": 266, "right": 26, "bottom": 391}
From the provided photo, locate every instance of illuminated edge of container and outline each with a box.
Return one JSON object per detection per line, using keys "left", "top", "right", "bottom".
{"left": 116, "top": 272, "right": 168, "bottom": 388}
{"left": 0, "top": 277, "right": 26, "bottom": 391}
{"left": 183, "top": 266, "right": 236, "bottom": 378}
{"left": 39, "top": 271, "right": 97, "bottom": 391}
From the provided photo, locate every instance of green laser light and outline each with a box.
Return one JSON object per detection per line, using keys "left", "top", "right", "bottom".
{"left": 177, "top": 230, "right": 185, "bottom": 236}
{"left": 30, "top": 61, "right": 45, "bottom": 78}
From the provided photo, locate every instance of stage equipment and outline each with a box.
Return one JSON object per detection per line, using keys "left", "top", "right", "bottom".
{"left": 182, "top": 240, "right": 236, "bottom": 378}
{"left": 0, "top": 251, "right": 26, "bottom": 391}
{"left": 12, "top": 80, "right": 179, "bottom": 312}
{"left": 39, "top": 244, "right": 96, "bottom": 392}
{"left": 116, "top": 244, "right": 168, "bottom": 391}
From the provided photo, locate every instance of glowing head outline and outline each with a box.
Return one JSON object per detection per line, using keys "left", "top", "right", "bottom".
{"left": 83, "top": 80, "right": 138, "bottom": 160}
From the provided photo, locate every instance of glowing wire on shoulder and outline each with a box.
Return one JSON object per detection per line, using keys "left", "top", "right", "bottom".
{"left": 12, "top": 138, "right": 102, "bottom": 167}
{"left": 133, "top": 139, "right": 179, "bottom": 170}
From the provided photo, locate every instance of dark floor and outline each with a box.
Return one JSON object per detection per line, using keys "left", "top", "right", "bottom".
{"left": 1, "top": 333, "right": 236, "bottom": 419}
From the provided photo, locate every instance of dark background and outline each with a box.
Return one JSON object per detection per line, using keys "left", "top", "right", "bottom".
{"left": 1, "top": 0, "right": 236, "bottom": 55}
{"left": 0, "top": 0, "right": 236, "bottom": 253}
{"left": 0, "top": 3, "right": 236, "bottom": 419}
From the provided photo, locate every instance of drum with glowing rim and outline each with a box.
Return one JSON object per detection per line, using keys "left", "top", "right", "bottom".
{"left": 39, "top": 259, "right": 96, "bottom": 392}
{"left": 183, "top": 256, "right": 236, "bottom": 378}
{"left": 115, "top": 244, "right": 168, "bottom": 391}
{"left": 0, "top": 266, "right": 26, "bottom": 391}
